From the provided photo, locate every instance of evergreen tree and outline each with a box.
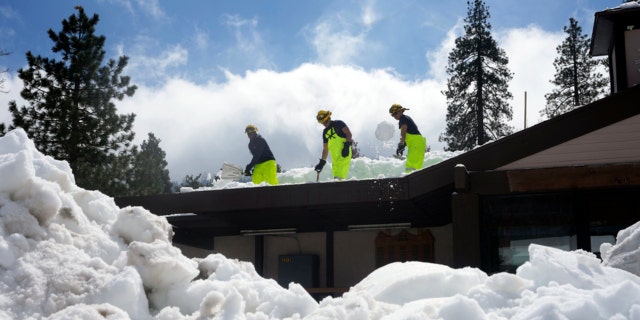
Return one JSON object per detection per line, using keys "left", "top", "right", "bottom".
{"left": 180, "top": 174, "right": 211, "bottom": 190}
{"left": 129, "top": 133, "right": 173, "bottom": 196}
{"left": 440, "top": 0, "right": 514, "bottom": 151}
{"left": 0, "top": 49, "right": 9, "bottom": 135}
{"left": 7, "top": 6, "right": 137, "bottom": 195}
{"left": 542, "top": 18, "right": 608, "bottom": 118}
{"left": 0, "top": 49, "right": 9, "bottom": 94}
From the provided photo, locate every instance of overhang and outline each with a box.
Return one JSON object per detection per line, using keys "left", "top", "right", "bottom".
{"left": 590, "top": 4, "right": 640, "bottom": 56}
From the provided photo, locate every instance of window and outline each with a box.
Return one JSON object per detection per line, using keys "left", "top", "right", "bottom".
{"left": 375, "top": 229, "right": 434, "bottom": 268}
{"left": 482, "top": 193, "right": 576, "bottom": 273}
{"left": 481, "top": 188, "right": 640, "bottom": 273}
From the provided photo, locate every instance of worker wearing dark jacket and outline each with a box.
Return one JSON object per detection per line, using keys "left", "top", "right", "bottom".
{"left": 314, "top": 110, "right": 353, "bottom": 179}
{"left": 389, "top": 104, "right": 427, "bottom": 172}
{"left": 245, "top": 124, "right": 279, "bottom": 185}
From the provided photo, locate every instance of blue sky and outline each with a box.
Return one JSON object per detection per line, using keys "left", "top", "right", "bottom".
{"left": 0, "top": 0, "right": 625, "bottom": 181}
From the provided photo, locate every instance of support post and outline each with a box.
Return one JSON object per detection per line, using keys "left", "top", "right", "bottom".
{"left": 326, "top": 230, "right": 334, "bottom": 288}
{"left": 254, "top": 235, "right": 264, "bottom": 276}
{"left": 452, "top": 164, "right": 482, "bottom": 268}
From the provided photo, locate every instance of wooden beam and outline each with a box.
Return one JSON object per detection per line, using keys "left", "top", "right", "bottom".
{"left": 506, "top": 162, "right": 640, "bottom": 193}
{"left": 454, "top": 164, "right": 469, "bottom": 192}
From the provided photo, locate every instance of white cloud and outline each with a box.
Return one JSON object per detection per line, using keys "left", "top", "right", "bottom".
{"left": 117, "top": 63, "right": 447, "bottom": 181}
{"left": 0, "top": 20, "right": 583, "bottom": 183}
{"left": 361, "top": 2, "right": 378, "bottom": 29}
{"left": 105, "top": 0, "right": 135, "bottom": 15}
{"left": 118, "top": 42, "right": 188, "bottom": 83}
{"left": 426, "top": 18, "right": 464, "bottom": 82}
{"left": 221, "top": 14, "right": 275, "bottom": 71}
{"left": 497, "top": 25, "right": 564, "bottom": 129}
{"left": 311, "top": 20, "right": 366, "bottom": 66}
{"left": 308, "top": 2, "right": 383, "bottom": 67}
{"left": 134, "top": 0, "right": 166, "bottom": 19}
{"left": 0, "top": 5, "right": 19, "bottom": 20}
{"left": 0, "top": 73, "right": 24, "bottom": 123}
{"left": 222, "top": 14, "right": 257, "bottom": 29}
{"left": 193, "top": 26, "right": 209, "bottom": 51}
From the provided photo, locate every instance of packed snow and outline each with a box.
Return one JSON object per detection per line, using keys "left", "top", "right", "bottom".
{"left": 1, "top": 127, "right": 640, "bottom": 319}
{"left": 190, "top": 120, "right": 459, "bottom": 190}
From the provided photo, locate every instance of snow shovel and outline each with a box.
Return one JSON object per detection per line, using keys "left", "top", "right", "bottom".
{"left": 220, "top": 163, "right": 244, "bottom": 181}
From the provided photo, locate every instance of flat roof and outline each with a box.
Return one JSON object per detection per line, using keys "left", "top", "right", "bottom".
{"left": 115, "top": 85, "right": 640, "bottom": 247}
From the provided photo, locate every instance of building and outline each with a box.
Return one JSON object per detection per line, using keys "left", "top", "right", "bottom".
{"left": 115, "top": 3, "right": 640, "bottom": 297}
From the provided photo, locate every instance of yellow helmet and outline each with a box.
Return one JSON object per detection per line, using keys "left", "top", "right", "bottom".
{"left": 245, "top": 124, "right": 258, "bottom": 134}
{"left": 389, "top": 104, "right": 408, "bottom": 115}
{"left": 316, "top": 110, "right": 332, "bottom": 124}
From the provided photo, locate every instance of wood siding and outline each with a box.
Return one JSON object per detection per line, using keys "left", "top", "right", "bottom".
{"left": 499, "top": 114, "right": 640, "bottom": 170}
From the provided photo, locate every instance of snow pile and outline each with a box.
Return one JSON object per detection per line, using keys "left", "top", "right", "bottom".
{"left": 203, "top": 149, "right": 460, "bottom": 189}
{"left": 0, "top": 129, "right": 316, "bottom": 319}
{"left": 618, "top": 1, "right": 640, "bottom": 10}
{"left": 601, "top": 221, "right": 640, "bottom": 277}
{"left": 1, "top": 127, "right": 640, "bottom": 319}
{"left": 309, "top": 248, "right": 640, "bottom": 319}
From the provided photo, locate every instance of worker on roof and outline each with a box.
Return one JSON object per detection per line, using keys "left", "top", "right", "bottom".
{"left": 314, "top": 110, "right": 353, "bottom": 180}
{"left": 244, "top": 124, "right": 279, "bottom": 185}
{"left": 389, "top": 104, "right": 427, "bottom": 172}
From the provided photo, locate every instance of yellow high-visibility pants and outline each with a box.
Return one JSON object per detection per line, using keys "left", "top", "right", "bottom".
{"left": 328, "top": 137, "right": 351, "bottom": 179}
{"left": 252, "top": 160, "right": 279, "bottom": 185}
{"left": 405, "top": 133, "right": 426, "bottom": 172}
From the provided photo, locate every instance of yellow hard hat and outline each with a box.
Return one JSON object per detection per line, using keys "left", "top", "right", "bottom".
{"left": 389, "top": 104, "right": 409, "bottom": 114}
{"left": 316, "top": 110, "right": 332, "bottom": 124}
{"left": 245, "top": 124, "right": 258, "bottom": 134}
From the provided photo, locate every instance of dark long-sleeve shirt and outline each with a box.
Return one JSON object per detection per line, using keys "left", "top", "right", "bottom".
{"left": 399, "top": 115, "right": 421, "bottom": 135}
{"left": 248, "top": 134, "right": 276, "bottom": 168}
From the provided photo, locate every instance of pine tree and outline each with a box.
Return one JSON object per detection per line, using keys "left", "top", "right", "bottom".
{"left": 439, "top": 0, "right": 514, "bottom": 151}
{"left": 7, "top": 6, "right": 137, "bottom": 195}
{"left": 542, "top": 18, "right": 608, "bottom": 118}
{"left": 180, "top": 174, "right": 211, "bottom": 189}
{"left": 0, "top": 50, "right": 9, "bottom": 136}
{"left": 129, "top": 133, "right": 173, "bottom": 196}
{"left": 0, "top": 49, "right": 9, "bottom": 94}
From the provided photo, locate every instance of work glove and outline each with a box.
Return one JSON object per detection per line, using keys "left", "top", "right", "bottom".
{"left": 244, "top": 164, "right": 252, "bottom": 176}
{"left": 342, "top": 141, "right": 352, "bottom": 158}
{"left": 314, "top": 159, "right": 326, "bottom": 172}
{"left": 396, "top": 142, "right": 406, "bottom": 156}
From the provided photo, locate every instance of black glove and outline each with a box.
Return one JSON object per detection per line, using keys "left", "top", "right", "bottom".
{"left": 244, "top": 164, "right": 252, "bottom": 176}
{"left": 314, "top": 159, "right": 326, "bottom": 172}
{"left": 396, "top": 142, "right": 406, "bottom": 156}
{"left": 342, "top": 141, "right": 352, "bottom": 158}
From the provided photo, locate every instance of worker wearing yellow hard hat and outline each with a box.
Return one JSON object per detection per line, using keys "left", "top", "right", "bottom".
{"left": 314, "top": 110, "right": 353, "bottom": 180}
{"left": 389, "top": 104, "right": 427, "bottom": 172}
{"left": 244, "top": 124, "right": 279, "bottom": 185}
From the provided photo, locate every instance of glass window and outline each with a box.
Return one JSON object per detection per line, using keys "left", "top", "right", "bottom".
{"left": 482, "top": 193, "right": 576, "bottom": 273}
{"left": 481, "top": 188, "right": 640, "bottom": 273}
